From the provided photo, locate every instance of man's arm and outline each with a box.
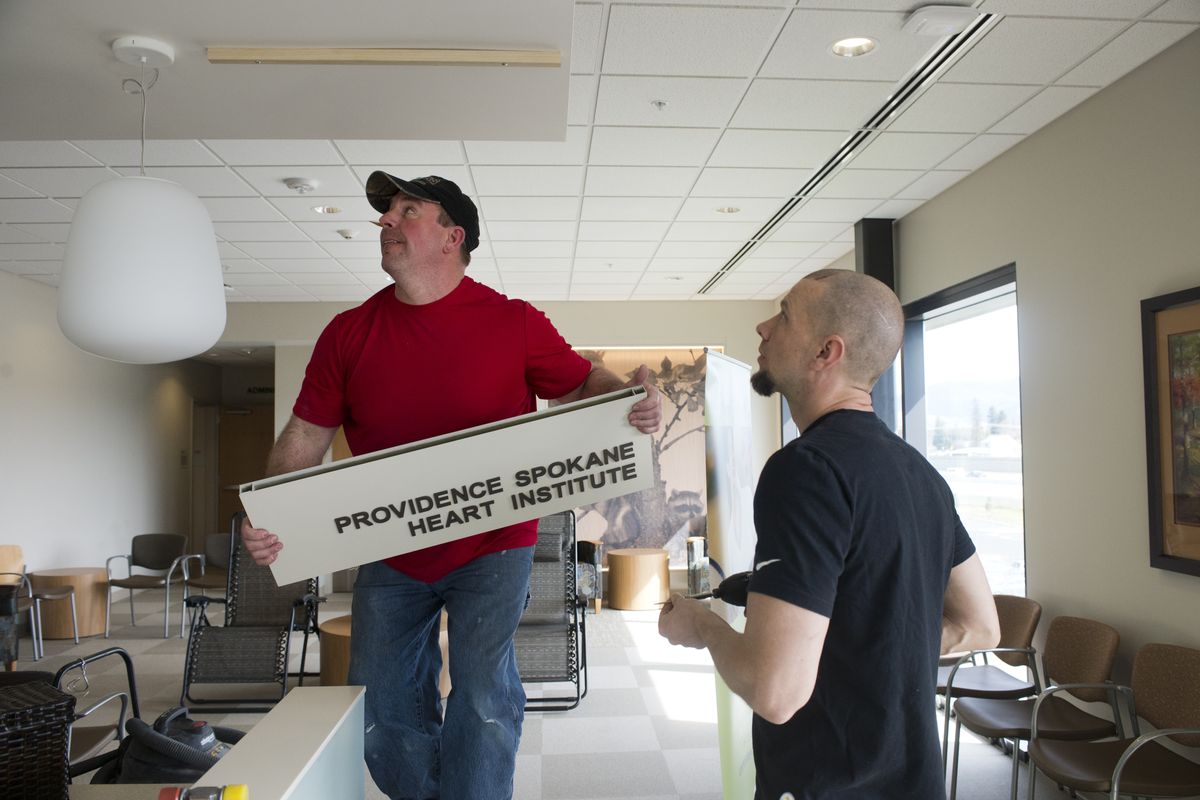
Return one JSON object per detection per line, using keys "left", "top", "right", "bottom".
{"left": 241, "top": 414, "right": 338, "bottom": 566}
{"left": 659, "top": 591, "right": 829, "bottom": 724}
{"left": 940, "top": 553, "right": 1000, "bottom": 655}
{"left": 554, "top": 364, "right": 662, "bottom": 434}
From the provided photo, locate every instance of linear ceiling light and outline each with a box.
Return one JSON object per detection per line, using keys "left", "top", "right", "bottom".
{"left": 206, "top": 47, "right": 560, "bottom": 68}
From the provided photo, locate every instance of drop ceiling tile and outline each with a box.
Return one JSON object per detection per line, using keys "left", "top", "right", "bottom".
{"left": 654, "top": 241, "right": 741, "bottom": 259}
{"left": 491, "top": 241, "right": 574, "bottom": 258}
{"left": 734, "top": 257, "right": 798, "bottom": 273}
{"left": 282, "top": 272, "right": 361, "bottom": 286}
{"left": 359, "top": 273, "right": 394, "bottom": 289}
{"left": 889, "top": 83, "right": 1040, "bottom": 133}
{"left": 574, "top": 240, "right": 659, "bottom": 258}
{"left": 762, "top": 10, "right": 939, "bottom": 81}
{"left": 339, "top": 258, "right": 383, "bottom": 274}
{"left": 595, "top": 77, "right": 745, "bottom": 128}
{"left": 569, "top": 75, "right": 599, "bottom": 126}
{"left": 472, "top": 166, "right": 583, "bottom": 196}
{"left": 115, "top": 166, "right": 258, "bottom": 197}
{"left": 573, "top": 258, "right": 649, "bottom": 272}
{"left": 0, "top": 198, "right": 73, "bottom": 223}
{"left": 2, "top": 260, "right": 60, "bottom": 275}
{"left": 1149, "top": 0, "right": 1200, "bottom": 22}
{"left": 270, "top": 196, "right": 379, "bottom": 222}
{"left": 676, "top": 197, "right": 781, "bottom": 222}
{"left": 0, "top": 242, "right": 62, "bottom": 260}
{"left": 348, "top": 166, "right": 475, "bottom": 194}
{"left": 666, "top": 221, "right": 760, "bottom": 242}
{"left": 869, "top": 198, "right": 926, "bottom": 219}
{"left": 645, "top": 257, "right": 729, "bottom": 273}
{"left": 816, "top": 168, "right": 924, "bottom": 199}
{"left": 720, "top": 270, "right": 786, "bottom": 287}
{"left": 336, "top": 141, "right": 465, "bottom": 165}
{"left": 1057, "top": 22, "right": 1197, "bottom": 86}
{"left": 640, "top": 273, "right": 707, "bottom": 288}
{"left": 481, "top": 196, "right": 582, "bottom": 221}
{"left": 10, "top": 223, "right": 70, "bottom": 243}
{"left": 293, "top": 222, "right": 376, "bottom": 242}
{"left": 789, "top": 198, "right": 880, "bottom": 222}
{"left": 0, "top": 141, "right": 101, "bottom": 167}
{"left": 0, "top": 174, "right": 39, "bottom": 199}
{"left": 584, "top": 166, "right": 701, "bottom": 198}
{"left": 213, "top": 222, "right": 306, "bottom": 241}
{"left": 0, "top": 167, "right": 116, "bottom": 198}
{"left": 203, "top": 197, "right": 286, "bottom": 222}
{"left": 71, "top": 140, "right": 220, "bottom": 167}
{"left": 603, "top": 6, "right": 786, "bottom": 77}
{"left": 748, "top": 241, "right": 821, "bottom": 259}
{"left": 204, "top": 140, "right": 344, "bottom": 166}
{"left": 488, "top": 221, "right": 577, "bottom": 240}
{"left": 495, "top": 259, "right": 571, "bottom": 272}
{"left": 733, "top": 79, "right": 894, "bottom": 130}
{"left": 239, "top": 286, "right": 315, "bottom": 299}
{"left": 791, "top": 0, "right": 943, "bottom": 7}
{"left": 578, "top": 221, "right": 669, "bottom": 241}
{"left": 709, "top": 130, "right": 848, "bottom": 168}
{"left": 769, "top": 221, "right": 852, "bottom": 241}
{"left": 219, "top": 260, "right": 268, "bottom": 274}
{"left": 977, "top": 0, "right": 1158, "bottom": 17}
{"left": 990, "top": 86, "right": 1097, "bottom": 134}
{"left": 573, "top": 3, "right": 604, "bottom": 73}
{"left": 25, "top": 274, "right": 60, "bottom": 286}
{"left": 814, "top": 241, "right": 854, "bottom": 259}
{"left": 692, "top": 167, "right": 811, "bottom": 198}
{"left": 943, "top": 17, "right": 1126, "bottom": 84}
{"left": 0, "top": 225, "right": 38, "bottom": 243}
{"left": 580, "top": 197, "right": 681, "bottom": 221}
{"left": 895, "top": 170, "right": 970, "bottom": 200}
{"left": 937, "top": 134, "right": 1025, "bottom": 170}
{"left": 321, "top": 241, "right": 384, "bottom": 259}
{"left": 570, "top": 272, "right": 640, "bottom": 286}
{"left": 465, "top": 127, "right": 590, "bottom": 165}
{"left": 236, "top": 241, "right": 329, "bottom": 260}
{"left": 849, "top": 132, "right": 974, "bottom": 169}
{"left": 589, "top": 127, "right": 721, "bottom": 167}
{"left": 222, "top": 272, "right": 290, "bottom": 287}
{"left": 235, "top": 165, "right": 363, "bottom": 197}
{"left": 502, "top": 273, "right": 569, "bottom": 286}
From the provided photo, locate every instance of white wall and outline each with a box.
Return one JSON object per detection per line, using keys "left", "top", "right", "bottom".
{"left": 0, "top": 271, "right": 220, "bottom": 570}
{"left": 896, "top": 31, "right": 1200, "bottom": 662}
{"left": 225, "top": 297, "right": 781, "bottom": 474}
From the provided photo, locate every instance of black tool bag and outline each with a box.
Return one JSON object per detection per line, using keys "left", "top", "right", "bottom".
{"left": 90, "top": 706, "right": 244, "bottom": 784}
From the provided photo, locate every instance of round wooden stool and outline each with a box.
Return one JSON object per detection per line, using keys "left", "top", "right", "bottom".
{"left": 606, "top": 548, "right": 669, "bottom": 610}
{"left": 319, "top": 615, "right": 352, "bottom": 686}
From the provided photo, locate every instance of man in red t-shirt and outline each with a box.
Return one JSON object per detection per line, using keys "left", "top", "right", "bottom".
{"left": 242, "top": 173, "right": 661, "bottom": 800}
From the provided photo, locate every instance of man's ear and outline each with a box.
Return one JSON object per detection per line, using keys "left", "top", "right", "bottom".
{"left": 813, "top": 336, "right": 846, "bottom": 370}
{"left": 444, "top": 226, "right": 465, "bottom": 252}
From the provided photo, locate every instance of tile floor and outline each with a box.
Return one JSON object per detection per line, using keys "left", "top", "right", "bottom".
{"left": 19, "top": 589, "right": 1083, "bottom": 799}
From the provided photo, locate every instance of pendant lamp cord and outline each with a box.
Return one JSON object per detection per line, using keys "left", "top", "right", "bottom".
{"left": 121, "top": 62, "right": 158, "bottom": 178}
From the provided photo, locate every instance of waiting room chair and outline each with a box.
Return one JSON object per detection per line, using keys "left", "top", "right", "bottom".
{"left": 184, "top": 532, "right": 231, "bottom": 599}
{"left": 180, "top": 512, "right": 322, "bottom": 712}
{"left": 0, "top": 544, "right": 78, "bottom": 656}
{"left": 940, "top": 594, "right": 1043, "bottom": 774}
{"left": 1027, "top": 642, "right": 1200, "bottom": 800}
{"left": 514, "top": 510, "right": 588, "bottom": 711}
{"left": 105, "top": 533, "right": 192, "bottom": 639}
{"left": 0, "top": 573, "right": 42, "bottom": 662}
{"left": 53, "top": 646, "right": 141, "bottom": 778}
{"left": 948, "top": 615, "right": 1121, "bottom": 800}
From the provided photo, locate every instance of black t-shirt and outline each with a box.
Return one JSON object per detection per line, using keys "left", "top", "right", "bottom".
{"left": 748, "top": 410, "right": 975, "bottom": 800}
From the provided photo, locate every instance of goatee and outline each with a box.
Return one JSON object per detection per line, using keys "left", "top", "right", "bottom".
{"left": 750, "top": 370, "right": 775, "bottom": 397}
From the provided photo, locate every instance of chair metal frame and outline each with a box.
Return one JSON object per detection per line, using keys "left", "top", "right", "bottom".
{"left": 104, "top": 533, "right": 194, "bottom": 639}
{"left": 0, "top": 544, "right": 79, "bottom": 658}
{"left": 515, "top": 511, "right": 589, "bottom": 712}
{"left": 0, "top": 573, "right": 42, "bottom": 661}
{"left": 52, "top": 646, "right": 141, "bottom": 778}
{"left": 180, "top": 513, "right": 322, "bottom": 713}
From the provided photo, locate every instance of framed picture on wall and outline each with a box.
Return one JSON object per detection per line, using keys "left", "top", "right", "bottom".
{"left": 1142, "top": 284, "right": 1200, "bottom": 576}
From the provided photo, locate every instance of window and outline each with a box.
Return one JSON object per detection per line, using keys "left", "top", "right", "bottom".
{"left": 902, "top": 265, "right": 1025, "bottom": 596}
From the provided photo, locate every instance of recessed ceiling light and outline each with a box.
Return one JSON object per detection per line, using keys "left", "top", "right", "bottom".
{"left": 313, "top": 205, "right": 342, "bottom": 215}
{"left": 716, "top": 206, "right": 740, "bottom": 214}
{"left": 830, "top": 37, "right": 877, "bottom": 58}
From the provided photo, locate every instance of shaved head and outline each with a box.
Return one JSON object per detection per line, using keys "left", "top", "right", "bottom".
{"left": 796, "top": 269, "right": 904, "bottom": 389}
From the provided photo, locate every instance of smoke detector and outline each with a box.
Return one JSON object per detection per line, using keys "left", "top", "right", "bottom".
{"left": 902, "top": 5, "right": 980, "bottom": 37}
{"left": 283, "top": 177, "right": 319, "bottom": 194}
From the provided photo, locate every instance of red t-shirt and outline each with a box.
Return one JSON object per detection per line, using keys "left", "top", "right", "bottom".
{"left": 293, "top": 277, "right": 592, "bottom": 581}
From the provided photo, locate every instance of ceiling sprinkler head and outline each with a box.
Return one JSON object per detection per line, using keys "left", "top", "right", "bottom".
{"left": 283, "top": 177, "right": 319, "bottom": 194}
{"left": 337, "top": 229, "right": 358, "bottom": 240}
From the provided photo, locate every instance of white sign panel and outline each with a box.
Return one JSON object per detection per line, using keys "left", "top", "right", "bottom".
{"left": 241, "top": 388, "right": 652, "bottom": 585}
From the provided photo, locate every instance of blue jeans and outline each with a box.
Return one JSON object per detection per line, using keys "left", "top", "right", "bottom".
{"left": 348, "top": 547, "right": 534, "bottom": 800}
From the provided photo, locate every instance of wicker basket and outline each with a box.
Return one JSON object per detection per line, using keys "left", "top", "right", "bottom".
{"left": 0, "top": 680, "right": 76, "bottom": 799}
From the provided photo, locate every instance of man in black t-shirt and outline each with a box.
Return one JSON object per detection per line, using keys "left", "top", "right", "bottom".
{"left": 659, "top": 269, "right": 1000, "bottom": 799}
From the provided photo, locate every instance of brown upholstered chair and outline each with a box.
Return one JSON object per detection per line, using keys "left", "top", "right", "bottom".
{"left": 1027, "top": 642, "right": 1200, "bottom": 800}
{"left": 185, "top": 533, "right": 231, "bottom": 596}
{"left": 104, "top": 533, "right": 192, "bottom": 639}
{"left": 948, "top": 615, "right": 1121, "bottom": 800}
{"left": 939, "top": 594, "right": 1043, "bottom": 773}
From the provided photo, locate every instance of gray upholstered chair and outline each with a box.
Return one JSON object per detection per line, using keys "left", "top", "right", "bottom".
{"left": 104, "top": 533, "right": 192, "bottom": 638}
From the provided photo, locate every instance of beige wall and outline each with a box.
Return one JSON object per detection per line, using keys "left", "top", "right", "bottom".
{"left": 225, "top": 297, "right": 781, "bottom": 474}
{"left": 896, "top": 31, "right": 1200, "bottom": 663}
{"left": 0, "top": 270, "right": 221, "bottom": 570}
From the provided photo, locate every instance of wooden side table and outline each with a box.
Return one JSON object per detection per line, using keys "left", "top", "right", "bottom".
{"left": 29, "top": 567, "right": 106, "bottom": 638}
{"left": 606, "top": 548, "right": 670, "bottom": 610}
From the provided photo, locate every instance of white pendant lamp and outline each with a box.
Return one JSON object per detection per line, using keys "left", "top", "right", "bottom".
{"left": 58, "top": 36, "right": 226, "bottom": 364}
